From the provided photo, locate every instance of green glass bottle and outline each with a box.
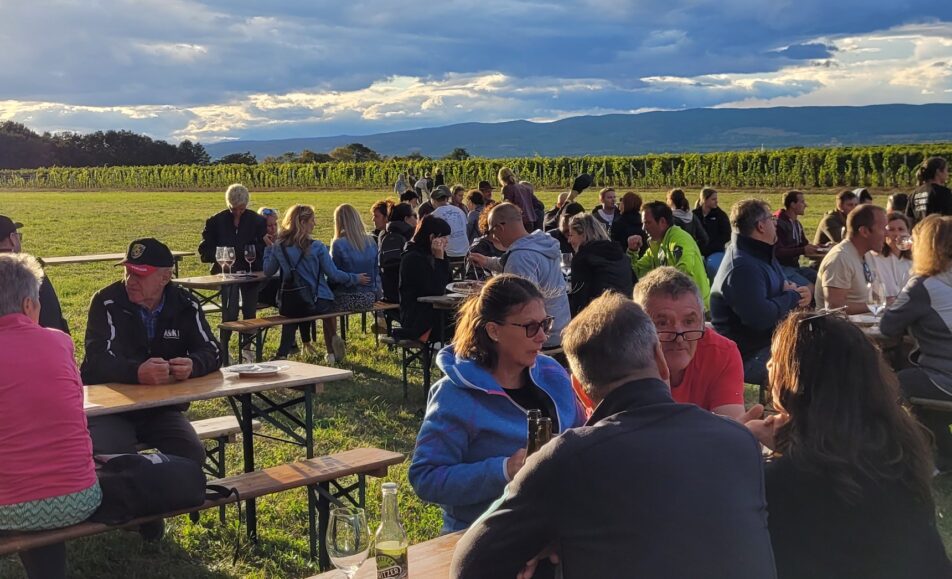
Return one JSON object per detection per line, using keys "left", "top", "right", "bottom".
{"left": 375, "top": 482, "right": 409, "bottom": 579}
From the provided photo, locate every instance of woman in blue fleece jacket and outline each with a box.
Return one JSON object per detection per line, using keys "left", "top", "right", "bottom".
{"left": 409, "top": 274, "right": 585, "bottom": 533}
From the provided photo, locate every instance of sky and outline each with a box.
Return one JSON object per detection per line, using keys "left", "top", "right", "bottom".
{"left": 2, "top": 0, "right": 952, "bottom": 145}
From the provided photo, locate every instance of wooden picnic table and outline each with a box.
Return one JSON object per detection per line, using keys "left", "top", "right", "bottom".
{"left": 849, "top": 314, "right": 912, "bottom": 368}
{"left": 41, "top": 250, "right": 193, "bottom": 276}
{"left": 309, "top": 531, "right": 463, "bottom": 579}
{"left": 172, "top": 271, "right": 272, "bottom": 314}
{"left": 84, "top": 360, "right": 352, "bottom": 543}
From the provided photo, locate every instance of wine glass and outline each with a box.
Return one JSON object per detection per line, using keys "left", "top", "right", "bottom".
{"left": 215, "top": 246, "right": 227, "bottom": 279}
{"left": 560, "top": 253, "right": 573, "bottom": 278}
{"left": 223, "top": 247, "right": 236, "bottom": 276}
{"left": 867, "top": 277, "right": 887, "bottom": 317}
{"left": 244, "top": 244, "right": 257, "bottom": 273}
{"left": 897, "top": 235, "right": 913, "bottom": 252}
{"left": 326, "top": 507, "right": 371, "bottom": 578}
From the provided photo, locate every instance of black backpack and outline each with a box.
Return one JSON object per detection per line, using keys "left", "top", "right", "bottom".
{"left": 378, "top": 231, "right": 407, "bottom": 303}
{"left": 278, "top": 244, "right": 321, "bottom": 317}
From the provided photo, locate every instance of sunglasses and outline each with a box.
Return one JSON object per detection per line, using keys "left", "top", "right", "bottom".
{"left": 499, "top": 316, "right": 555, "bottom": 338}
{"left": 260, "top": 208, "right": 277, "bottom": 216}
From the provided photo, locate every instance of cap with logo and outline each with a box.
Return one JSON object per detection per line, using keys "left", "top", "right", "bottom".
{"left": 0, "top": 215, "right": 23, "bottom": 238}
{"left": 118, "top": 237, "right": 174, "bottom": 276}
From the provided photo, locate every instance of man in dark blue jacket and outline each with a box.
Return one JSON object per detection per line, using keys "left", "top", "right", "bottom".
{"left": 452, "top": 292, "right": 776, "bottom": 579}
{"left": 711, "top": 199, "right": 811, "bottom": 385}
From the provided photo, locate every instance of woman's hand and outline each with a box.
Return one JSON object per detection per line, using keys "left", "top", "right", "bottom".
{"left": 506, "top": 448, "right": 527, "bottom": 480}
{"left": 357, "top": 273, "right": 371, "bottom": 285}
{"left": 263, "top": 233, "right": 274, "bottom": 247}
{"left": 431, "top": 237, "right": 447, "bottom": 259}
{"left": 745, "top": 412, "right": 789, "bottom": 451}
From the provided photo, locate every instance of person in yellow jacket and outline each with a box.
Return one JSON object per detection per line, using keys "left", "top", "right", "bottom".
{"left": 628, "top": 201, "right": 711, "bottom": 309}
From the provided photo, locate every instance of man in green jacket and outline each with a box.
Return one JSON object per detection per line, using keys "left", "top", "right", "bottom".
{"left": 629, "top": 201, "right": 710, "bottom": 309}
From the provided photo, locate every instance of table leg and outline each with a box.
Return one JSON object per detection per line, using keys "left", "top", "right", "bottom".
{"left": 236, "top": 393, "right": 258, "bottom": 543}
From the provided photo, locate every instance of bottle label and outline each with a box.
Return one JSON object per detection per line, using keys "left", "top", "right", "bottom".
{"left": 376, "top": 550, "right": 408, "bottom": 579}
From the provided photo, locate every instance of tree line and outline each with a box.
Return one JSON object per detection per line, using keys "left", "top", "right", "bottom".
{"left": 1, "top": 144, "right": 950, "bottom": 191}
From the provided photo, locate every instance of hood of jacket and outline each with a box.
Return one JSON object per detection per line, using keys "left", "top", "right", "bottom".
{"left": 385, "top": 220, "right": 414, "bottom": 239}
{"left": 672, "top": 208, "right": 694, "bottom": 224}
{"left": 434, "top": 345, "right": 576, "bottom": 426}
{"left": 509, "top": 229, "right": 563, "bottom": 259}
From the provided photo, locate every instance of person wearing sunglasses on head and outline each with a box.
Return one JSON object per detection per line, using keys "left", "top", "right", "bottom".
{"left": 409, "top": 274, "right": 585, "bottom": 533}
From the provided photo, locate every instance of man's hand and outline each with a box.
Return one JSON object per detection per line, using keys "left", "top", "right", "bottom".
{"left": 168, "top": 357, "right": 193, "bottom": 381}
{"left": 506, "top": 448, "right": 527, "bottom": 481}
{"left": 518, "top": 543, "right": 561, "bottom": 579}
{"left": 627, "top": 235, "right": 643, "bottom": 252}
{"left": 138, "top": 358, "right": 171, "bottom": 385}
{"left": 795, "top": 285, "right": 812, "bottom": 308}
{"left": 469, "top": 252, "right": 489, "bottom": 268}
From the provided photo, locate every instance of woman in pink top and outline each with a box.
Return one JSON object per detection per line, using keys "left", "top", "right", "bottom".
{"left": 498, "top": 167, "right": 537, "bottom": 230}
{"left": 0, "top": 254, "right": 100, "bottom": 579}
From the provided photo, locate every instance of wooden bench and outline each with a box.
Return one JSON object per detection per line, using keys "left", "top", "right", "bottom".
{"left": 218, "top": 302, "right": 400, "bottom": 365}
{"left": 0, "top": 447, "right": 404, "bottom": 570}
{"left": 909, "top": 398, "right": 952, "bottom": 412}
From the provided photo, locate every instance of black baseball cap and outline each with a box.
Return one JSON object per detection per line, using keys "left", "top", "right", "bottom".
{"left": 0, "top": 215, "right": 23, "bottom": 238}
{"left": 478, "top": 180, "right": 493, "bottom": 190}
{"left": 117, "top": 237, "right": 174, "bottom": 275}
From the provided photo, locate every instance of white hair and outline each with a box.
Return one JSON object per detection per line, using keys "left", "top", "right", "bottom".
{"left": 0, "top": 253, "right": 43, "bottom": 317}
{"left": 225, "top": 183, "right": 250, "bottom": 208}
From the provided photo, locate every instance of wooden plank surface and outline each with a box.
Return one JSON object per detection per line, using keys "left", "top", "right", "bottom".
{"left": 83, "top": 360, "right": 350, "bottom": 416}
{"left": 40, "top": 250, "right": 192, "bottom": 266}
{"left": 173, "top": 271, "right": 271, "bottom": 289}
{"left": 308, "top": 531, "right": 463, "bottom": 579}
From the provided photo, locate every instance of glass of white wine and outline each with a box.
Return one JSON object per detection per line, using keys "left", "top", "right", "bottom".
{"left": 215, "top": 246, "right": 228, "bottom": 279}
{"left": 326, "top": 507, "right": 371, "bottom": 578}
{"left": 867, "top": 278, "right": 887, "bottom": 317}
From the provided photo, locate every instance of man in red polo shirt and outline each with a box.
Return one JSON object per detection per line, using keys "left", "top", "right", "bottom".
{"left": 634, "top": 266, "right": 750, "bottom": 420}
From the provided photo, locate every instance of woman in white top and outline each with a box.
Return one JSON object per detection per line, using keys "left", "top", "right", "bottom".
{"left": 869, "top": 211, "right": 912, "bottom": 300}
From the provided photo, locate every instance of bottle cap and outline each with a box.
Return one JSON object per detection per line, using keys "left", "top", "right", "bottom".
{"left": 382, "top": 482, "right": 398, "bottom": 491}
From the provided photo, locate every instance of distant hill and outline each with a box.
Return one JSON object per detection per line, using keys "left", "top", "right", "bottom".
{"left": 205, "top": 104, "right": 952, "bottom": 160}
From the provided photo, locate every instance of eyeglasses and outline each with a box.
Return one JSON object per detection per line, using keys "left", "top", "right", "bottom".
{"left": 499, "top": 316, "right": 555, "bottom": 338}
{"left": 862, "top": 261, "right": 873, "bottom": 283}
{"left": 657, "top": 329, "right": 705, "bottom": 343}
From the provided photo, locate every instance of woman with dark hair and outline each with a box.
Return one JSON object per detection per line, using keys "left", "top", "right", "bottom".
{"left": 263, "top": 204, "right": 370, "bottom": 362}
{"left": 886, "top": 192, "right": 909, "bottom": 214}
{"left": 465, "top": 189, "right": 485, "bottom": 242}
{"left": 548, "top": 201, "right": 585, "bottom": 254}
{"left": 395, "top": 214, "right": 452, "bottom": 341}
{"left": 906, "top": 156, "right": 951, "bottom": 223}
{"left": 882, "top": 215, "right": 952, "bottom": 473}
{"left": 869, "top": 211, "right": 912, "bottom": 301}
{"left": 855, "top": 188, "right": 874, "bottom": 204}
{"left": 408, "top": 274, "right": 585, "bottom": 532}
{"left": 469, "top": 200, "right": 506, "bottom": 258}
{"left": 693, "top": 188, "right": 731, "bottom": 279}
{"left": 667, "top": 188, "right": 709, "bottom": 252}
{"left": 749, "top": 311, "right": 949, "bottom": 579}
{"left": 566, "top": 213, "right": 635, "bottom": 315}
{"left": 378, "top": 203, "right": 417, "bottom": 303}
{"left": 609, "top": 191, "right": 646, "bottom": 254}
{"left": 591, "top": 187, "right": 620, "bottom": 229}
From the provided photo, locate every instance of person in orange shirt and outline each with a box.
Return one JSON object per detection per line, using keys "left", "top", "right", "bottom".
{"left": 634, "top": 266, "right": 754, "bottom": 421}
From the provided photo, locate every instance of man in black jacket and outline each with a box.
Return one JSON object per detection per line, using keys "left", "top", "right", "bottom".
{"left": 452, "top": 293, "right": 776, "bottom": 579}
{"left": 81, "top": 238, "right": 221, "bottom": 465}
{"left": 0, "top": 215, "right": 70, "bottom": 334}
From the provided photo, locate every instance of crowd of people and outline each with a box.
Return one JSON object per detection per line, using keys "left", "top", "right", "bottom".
{"left": 2, "top": 155, "right": 952, "bottom": 578}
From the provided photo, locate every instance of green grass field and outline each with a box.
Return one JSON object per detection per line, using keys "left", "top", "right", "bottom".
{"left": 1, "top": 188, "right": 950, "bottom": 578}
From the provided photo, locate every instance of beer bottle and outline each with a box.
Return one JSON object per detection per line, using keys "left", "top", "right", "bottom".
{"left": 527, "top": 411, "right": 552, "bottom": 456}
{"left": 375, "top": 482, "right": 409, "bottom": 579}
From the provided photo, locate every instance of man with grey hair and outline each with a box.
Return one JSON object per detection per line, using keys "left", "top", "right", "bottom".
{"left": 0, "top": 214, "right": 69, "bottom": 333}
{"left": 634, "top": 267, "right": 748, "bottom": 420}
{"left": 452, "top": 292, "right": 776, "bottom": 579}
{"left": 198, "top": 183, "right": 267, "bottom": 361}
{"left": 711, "top": 198, "right": 811, "bottom": 386}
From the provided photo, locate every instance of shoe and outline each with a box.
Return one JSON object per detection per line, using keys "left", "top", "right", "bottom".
{"left": 331, "top": 335, "right": 346, "bottom": 363}
{"left": 325, "top": 353, "right": 337, "bottom": 365}
{"left": 138, "top": 519, "right": 165, "bottom": 542}
{"left": 241, "top": 346, "right": 255, "bottom": 364}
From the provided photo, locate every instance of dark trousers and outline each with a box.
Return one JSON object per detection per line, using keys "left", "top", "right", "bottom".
{"left": 898, "top": 367, "right": 952, "bottom": 464}
{"left": 18, "top": 542, "right": 65, "bottom": 579}
{"left": 87, "top": 407, "right": 206, "bottom": 465}
{"left": 221, "top": 283, "right": 261, "bottom": 355}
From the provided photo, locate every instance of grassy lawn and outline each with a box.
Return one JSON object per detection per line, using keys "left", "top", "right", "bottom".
{"left": 0, "top": 188, "right": 949, "bottom": 578}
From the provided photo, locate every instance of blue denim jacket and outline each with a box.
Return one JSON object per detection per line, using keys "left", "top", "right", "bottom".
{"left": 330, "top": 236, "right": 379, "bottom": 295}
{"left": 263, "top": 240, "right": 359, "bottom": 302}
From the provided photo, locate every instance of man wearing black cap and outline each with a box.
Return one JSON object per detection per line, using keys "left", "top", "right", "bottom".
{"left": 0, "top": 214, "right": 69, "bottom": 333}
{"left": 80, "top": 237, "right": 221, "bottom": 465}
{"left": 478, "top": 180, "right": 494, "bottom": 203}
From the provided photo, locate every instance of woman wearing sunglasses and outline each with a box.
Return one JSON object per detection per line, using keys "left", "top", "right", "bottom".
{"left": 747, "top": 311, "right": 949, "bottom": 579}
{"left": 409, "top": 274, "right": 585, "bottom": 533}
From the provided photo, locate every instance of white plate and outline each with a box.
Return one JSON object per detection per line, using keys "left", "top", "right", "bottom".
{"left": 848, "top": 314, "right": 879, "bottom": 327}
{"left": 446, "top": 281, "right": 484, "bottom": 296}
{"left": 223, "top": 363, "right": 288, "bottom": 377}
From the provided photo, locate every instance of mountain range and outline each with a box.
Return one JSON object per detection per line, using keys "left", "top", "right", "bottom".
{"left": 204, "top": 103, "right": 952, "bottom": 160}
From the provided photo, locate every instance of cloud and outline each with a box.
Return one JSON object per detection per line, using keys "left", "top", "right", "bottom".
{"left": 1, "top": 3, "right": 951, "bottom": 143}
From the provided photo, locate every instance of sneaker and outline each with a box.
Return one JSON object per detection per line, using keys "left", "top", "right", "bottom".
{"left": 331, "top": 335, "right": 346, "bottom": 363}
